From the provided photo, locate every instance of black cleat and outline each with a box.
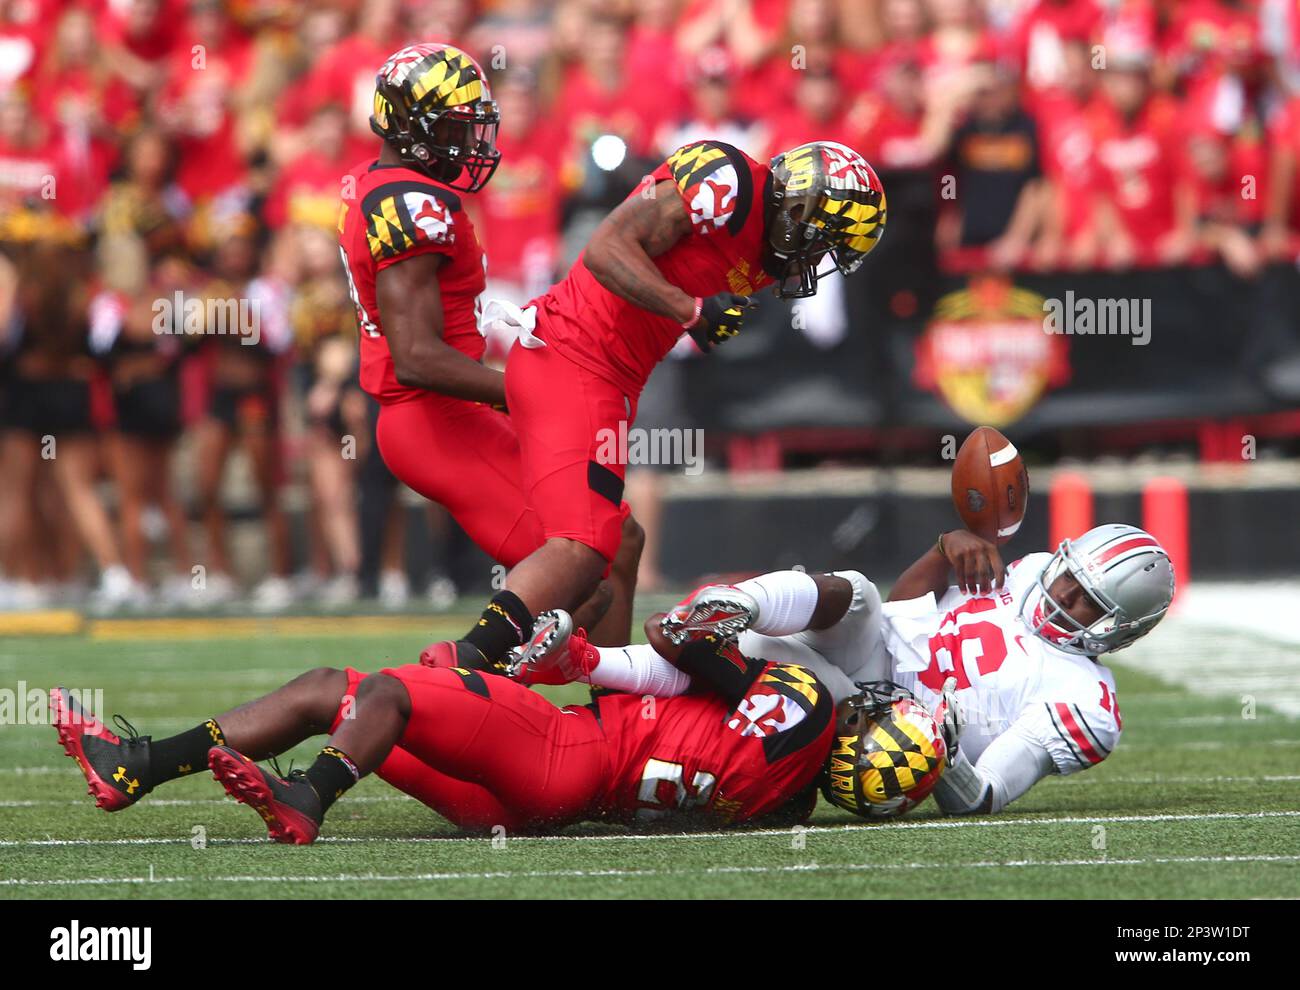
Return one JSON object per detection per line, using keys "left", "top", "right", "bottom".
{"left": 50, "top": 687, "right": 154, "bottom": 811}
{"left": 208, "top": 746, "right": 323, "bottom": 845}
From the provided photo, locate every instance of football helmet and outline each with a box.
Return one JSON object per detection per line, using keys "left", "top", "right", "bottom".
{"left": 766, "top": 141, "right": 886, "bottom": 298}
{"left": 370, "top": 43, "right": 500, "bottom": 192}
{"left": 1021, "top": 523, "right": 1174, "bottom": 656}
{"left": 821, "top": 681, "right": 946, "bottom": 820}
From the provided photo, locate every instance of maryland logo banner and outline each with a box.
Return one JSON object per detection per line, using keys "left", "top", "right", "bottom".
{"left": 913, "top": 275, "right": 1070, "bottom": 427}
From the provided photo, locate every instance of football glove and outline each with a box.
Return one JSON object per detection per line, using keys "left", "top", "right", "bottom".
{"left": 687, "top": 293, "right": 753, "bottom": 351}
{"left": 934, "top": 675, "right": 962, "bottom": 766}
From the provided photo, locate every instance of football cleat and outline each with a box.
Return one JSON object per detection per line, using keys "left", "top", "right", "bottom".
{"left": 419, "top": 638, "right": 501, "bottom": 673}
{"left": 507, "top": 610, "right": 599, "bottom": 686}
{"left": 50, "top": 687, "right": 153, "bottom": 811}
{"left": 208, "top": 746, "right": 322, "bottom": 845}
{"left": 660, "top": 584, "right": 759, "bottom": 646}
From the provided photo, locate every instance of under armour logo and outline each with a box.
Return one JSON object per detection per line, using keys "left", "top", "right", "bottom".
{"left": 112, "top": 766, "right": 140, "bottom": 794}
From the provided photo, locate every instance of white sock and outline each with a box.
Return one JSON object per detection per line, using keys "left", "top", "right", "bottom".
{"left": 735, "top": 569, "right": 819, "bottom": 636}
{"left": 588, "top": 644, "right": 692, "bottom": 697}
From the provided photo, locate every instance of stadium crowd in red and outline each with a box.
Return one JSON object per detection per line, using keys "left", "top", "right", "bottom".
{"left": 1, "top": 0, "right": 1298, "bottom": 611}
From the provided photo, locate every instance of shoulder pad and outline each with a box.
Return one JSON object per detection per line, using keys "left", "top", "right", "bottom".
{"left": 663, "top": 141, "right": 755, "bottom": 236}
{"left": 359, "top": 179, "right": 461, "bottom": 263}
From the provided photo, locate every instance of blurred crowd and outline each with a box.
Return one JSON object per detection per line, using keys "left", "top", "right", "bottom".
{"left": 1, "top": 0, "right": 1299, "bottom": 612}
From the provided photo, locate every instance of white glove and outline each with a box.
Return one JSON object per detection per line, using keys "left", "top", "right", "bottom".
{"left": 934, "top": 676, "right": 962, "bottom": 766}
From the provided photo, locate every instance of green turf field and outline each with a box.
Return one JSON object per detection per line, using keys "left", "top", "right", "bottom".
{"left": 2, "top": 619, "right": 1298, "bottom": 899}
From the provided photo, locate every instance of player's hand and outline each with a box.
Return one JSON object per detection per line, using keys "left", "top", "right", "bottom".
{"left": 687, "top": 293, "right": 754, "bottom": 351}
{"left": 940, "top": 529, "right": 1005, "bottom": 595}
{"left": 935, "top": 675, "right": 961, "bottom": 766}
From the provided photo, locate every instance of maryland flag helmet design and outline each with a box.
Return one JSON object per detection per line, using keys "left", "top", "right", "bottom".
{"left": 370, "top": 43, "right": 500, "bottom": 192}
{"left": 821, "top": 681, "right": 945, "bottom": 820}
{"left": 766, "top": 141, "right": 886, "bottom": 298}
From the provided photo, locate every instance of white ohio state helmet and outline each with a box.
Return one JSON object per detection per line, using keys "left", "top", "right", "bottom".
{"left": 1021, "top": 523, "right": 1175, "bottom": 656}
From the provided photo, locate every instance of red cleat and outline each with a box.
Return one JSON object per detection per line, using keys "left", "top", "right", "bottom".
{"left": 660, "top": 584, "right": 759, "bottom": 645}
{"left": 508, "top": 610, "right": 599, "bottom": 686}
{"left": 50, "top": 686, "right": 154, "bottom": 812}
{"left": 208, "top": 745, "right": 322, "bottom": 845}
{"left": 418, "top": 639, "right": 494, "bottom": 671}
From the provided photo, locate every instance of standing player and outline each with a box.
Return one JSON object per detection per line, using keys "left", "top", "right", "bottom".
{"left": 49, "top": 626, "right": 946, "bottom": 838}
{"left": 518, "top": 523, "right": 1174, "bottom": 817}
{"left": 428, "top": 138, "right": 889, "bottom": 674}
{"left": 336, "top": 42, "right": 640, "bottom": 644}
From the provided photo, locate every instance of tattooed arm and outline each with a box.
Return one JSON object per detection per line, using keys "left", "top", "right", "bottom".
{"left": 582, "top": 180, "right": 699, "bottom": 324}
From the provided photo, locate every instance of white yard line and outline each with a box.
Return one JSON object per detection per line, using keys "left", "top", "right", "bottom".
{"left": 2, "top": 809, "right": 1296, "bottom": 848}
{"left": 3, "top": 774, "right": 1298, "bottom": 809}
{"left": 4, "top": 853, "right": 1300, "bottom": 889}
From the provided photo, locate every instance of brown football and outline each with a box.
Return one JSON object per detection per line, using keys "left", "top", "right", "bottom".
{"left": 950, "top": 426, "right": 1029, "bottom": 545}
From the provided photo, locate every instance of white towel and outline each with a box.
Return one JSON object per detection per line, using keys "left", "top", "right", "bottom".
{"left": 880, "top": 592, "right": 943, "bottom": 673}
{"left": 479, "top": 299, "right": 546, "bottom": 349}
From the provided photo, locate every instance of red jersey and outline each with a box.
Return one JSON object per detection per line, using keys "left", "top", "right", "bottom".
{"left": 1089, "top": 95, "right": 1184, "bottom": 245}
{"left": 478, "top": 120, "right": 564, "bottom": 289}
{"left": 337, "top": 160, "right": 486, "bottom": 405}
{"left": 266, "top": 150, "right": 353, "bottom": 231}
{"left": 1034, "top": 87, "right": 1099, "bottom": 239}
{"left": 533, "top": 140, "right": 774, "bottom": 398}
{"left": 1272, "top": 98, "right": 1300, "bottom": 231}
{"left": 156, "top": 36, "right": 254, "bottom": 200}
{"left": 595, "top": 656, "right": 834, "bottom": 826}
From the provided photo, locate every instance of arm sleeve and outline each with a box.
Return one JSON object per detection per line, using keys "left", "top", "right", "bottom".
{"left": 932, "top": 697, "right": 1120, "bottom": 815}
{"left": 672, "top": 637, "right": 768, "bottom": 708}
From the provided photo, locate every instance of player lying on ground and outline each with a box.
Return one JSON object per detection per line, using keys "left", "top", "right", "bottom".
{"left": 509, "top": 523, "right": 1174, "bottom": 817}
{"left": 50, "top": 621, "right": 947, "bottom": 841}
{"left": 425, "top": 136, "right": 889, "bottom": 678}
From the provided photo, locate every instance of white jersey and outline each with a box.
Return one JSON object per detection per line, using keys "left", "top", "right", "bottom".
{"left": 736, "top": 561, "right": 1122, "bottom": 812}
{"left": 882, "top": 555, "right": 1122, "bottom": 775}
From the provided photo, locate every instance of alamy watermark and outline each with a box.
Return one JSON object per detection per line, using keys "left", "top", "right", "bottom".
{"left": 1043, "top": 291, "right": 1151, "bottom": 347}
{"left": 1, "top": 684, "right": 103, "bottom": 725}
{"left": 152, "top": 291, "right": 261, "bottom": 345}
{"left": 595, "top": 422, "right": 705, "bottom": 476}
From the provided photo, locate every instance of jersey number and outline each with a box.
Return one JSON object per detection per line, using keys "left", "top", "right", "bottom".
{"left": 1098, "top": 681, "right": 1123, "bottom": 730}
{"left": 339, "top": 245, "right": 378, "bottom": 337}
{"left": 636, "top": 758, "right": 717, "bottom": 822}
{"left": 919, "top": 598, "right": 1010, "bottom": 692}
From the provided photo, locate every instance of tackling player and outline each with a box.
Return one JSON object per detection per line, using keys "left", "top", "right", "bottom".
{"left": 516, "top": 523, "right": 1174, "bottom": 818}
{"left": 49, "top": 629, "right": 945, "bottom": 839}
{"left": 431, "top": 137, "right": 889, "bottom": 676}
{"left": 336, "top": 42, "right": 641, "bottom": 644}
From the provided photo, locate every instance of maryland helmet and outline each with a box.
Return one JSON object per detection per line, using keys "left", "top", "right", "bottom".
{"left": 370, "top": 43, "right": 500, "bottom": 192}
{"left": 821, "top": 681, "right": 945, "bottom": 820}
{"left": 1021, "top": 523, "right": 1174, "bottom": 656}
{"left": 766, "top": 141, "right": 886, "bottom": 298}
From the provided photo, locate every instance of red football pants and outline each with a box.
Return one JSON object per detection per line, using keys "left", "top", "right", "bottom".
{"left": 504, "top": 341, "right": 635, "bottom": 563}
{"left": 332, "top": 666, "right": 609, "bottom": 831}
{"left": 375, "top": 394, "right": 543, "bottom": 567}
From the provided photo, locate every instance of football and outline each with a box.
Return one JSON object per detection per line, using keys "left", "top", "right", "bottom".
{"left": 951, "top": 426, "right": 1029, "bottom": 544}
